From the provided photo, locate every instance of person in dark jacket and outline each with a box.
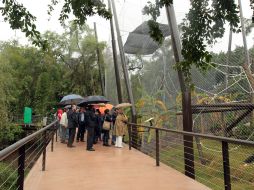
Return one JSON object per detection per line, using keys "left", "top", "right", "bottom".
{"left": 94, "top": 109, "right": 102, "bottom": 144}
{"left": 102, "top": 109, "right": 112, "bottom": 146}
{"left": 76, "top": 107, "right": 86, "bottom": 142}
{"left": 67, "top": 105, "right": 78, "bottom": 148}
{"left": 85, "top": 105, "right": 97, "bottom": 151}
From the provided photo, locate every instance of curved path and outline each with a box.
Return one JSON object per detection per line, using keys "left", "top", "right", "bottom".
{"left": 25, "top": 140, "right": 210, "bottom": 190}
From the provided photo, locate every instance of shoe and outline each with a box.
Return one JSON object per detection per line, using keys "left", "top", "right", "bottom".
{"left": 105, "top": 144, "right": 110, "bottom": 147}
{"left": 76, "top": 140, "right": 79, "bottom": 142}
{"left": 111, "top": 142, "right": 115, "bottom": 145}
{"left": 87, "top": 148, "right": 95, "bottom": 151}
{"left": 67, "top": 145, "right": 75, "bottom": 148}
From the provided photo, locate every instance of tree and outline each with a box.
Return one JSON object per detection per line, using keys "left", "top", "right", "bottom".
{"left": 0, "top": 0, "right": 111, "bottom": 49}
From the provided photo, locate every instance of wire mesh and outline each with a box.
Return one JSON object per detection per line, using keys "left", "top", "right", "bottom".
{"left": 0, "top": 125, "right": 56, "bottom": 190}
{"left": 129, "top": 124, "right": 254, "bottom": 190}
{"left": 103, "top": 1, "right": 254, "bottom": 189}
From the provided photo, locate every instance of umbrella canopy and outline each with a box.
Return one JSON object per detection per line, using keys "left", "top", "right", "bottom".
{"left": 115, "top": 103, "right": 132, "bottom": 109}
{"left": 59, "top": 94, "right": 84, "bottom": 106}
{"left": 99, "top": 104, "right": 114, "bottom": 115}
{"left": 78, "top": 96, "right": 110, "bottom": 107}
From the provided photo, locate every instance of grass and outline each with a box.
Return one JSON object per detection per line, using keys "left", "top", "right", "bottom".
{"left": 138, "top": 133, "right": 254, "bottom": 190}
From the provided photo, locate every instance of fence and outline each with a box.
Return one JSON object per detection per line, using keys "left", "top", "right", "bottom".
{"left": 128, "top": 123, "right": 254, "bottom": 190}
{"left": 0, "top": 120, "right": 58, "bottom": 190}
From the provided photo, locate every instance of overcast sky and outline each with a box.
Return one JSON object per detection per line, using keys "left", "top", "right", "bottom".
{"left": 0, "top": 0, "right": 253, "bottom": 53}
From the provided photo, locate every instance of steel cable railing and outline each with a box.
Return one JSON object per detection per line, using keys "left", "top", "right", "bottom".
{"left": 127, "top": 123, "right": 254, "bottom": 190}
{"left": 0, "top": 120, "right": 57, "bottom": 190}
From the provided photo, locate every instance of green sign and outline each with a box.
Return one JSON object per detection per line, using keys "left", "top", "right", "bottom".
{"left": 24, "top": 107, "right": 32, "bottom": 124}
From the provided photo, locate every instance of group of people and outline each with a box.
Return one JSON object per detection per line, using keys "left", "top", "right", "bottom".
{"left": 57, "top": 104, "right": 128, "bottom": 151}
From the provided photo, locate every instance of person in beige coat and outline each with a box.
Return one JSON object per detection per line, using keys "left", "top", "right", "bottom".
{"left": 114, "top": 108, "right": 128, "bottom": 148}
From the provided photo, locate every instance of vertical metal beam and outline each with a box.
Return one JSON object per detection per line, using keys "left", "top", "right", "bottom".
{"left": 110, "top": 0, "right": 137, "bottom": 123}
{"left": 183, "top": 91, "right": 195, "bottom": 178}
{"left": 226, "top": 29, "right": 232, "bottom": 90}
{"left": 156, "top": 129, "right": 160, "bottom": 166}
{"left": 108, "top": 0, "right": 123, "bottom": 103}
{"left": 17, "top": 145, "right": 25, "bottom": 190}
{"left": 94, "top": 22, "right": 105, "bottom": 96}
{"left": 222, "top": 141, "right": 231, "bottom": 190}
{"left": 165, "top": 5, "right": 195, "bottom": 179}
{"left": 42, "top": 131, "right": 47, "bottom": 171}
{"left": 238, "top": 0, "right": 250, "bottom": 66}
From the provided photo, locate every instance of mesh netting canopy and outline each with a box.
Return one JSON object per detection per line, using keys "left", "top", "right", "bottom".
{"left": 124, "top": 21, "right": 170, "bottom": 55}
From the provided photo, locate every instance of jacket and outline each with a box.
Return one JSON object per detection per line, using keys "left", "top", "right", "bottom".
{"left": 114, "top": 113, "right": 128, "bottom": 136}
{"left": 85, "top": 110, "right": 97, "bottom": 128}
{"left": 60, "top": 112, "right": 68, "bottom": 128}
{"left": 67, "top": 110, "right": 78, "bottom": 128}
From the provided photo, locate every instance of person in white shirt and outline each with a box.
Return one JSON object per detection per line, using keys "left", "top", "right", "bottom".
{"left": 60, "top": 108, "right": 68, "bottom": 143}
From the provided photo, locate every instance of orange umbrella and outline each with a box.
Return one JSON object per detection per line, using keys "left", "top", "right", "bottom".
{"left": 99, "top": 104, "right": 113, "bottom": 115}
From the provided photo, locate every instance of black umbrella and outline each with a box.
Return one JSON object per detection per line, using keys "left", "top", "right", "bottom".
{"left": 59, "top": 94, "right": 84, "bottom": 106}
{"left": 78, "top": 96, "right": 110, "bottom": 107}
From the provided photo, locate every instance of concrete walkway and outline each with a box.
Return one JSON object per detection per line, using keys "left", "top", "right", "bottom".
{"left": 25, "top": 140, "right": 210, "bottom": 190}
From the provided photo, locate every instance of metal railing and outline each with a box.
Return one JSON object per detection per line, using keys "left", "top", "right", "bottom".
{"left": 0, "top": 120, "right": 58, "bottom": 190}
{"left": 127, "top": 123, "right": 254, "bottom": 190}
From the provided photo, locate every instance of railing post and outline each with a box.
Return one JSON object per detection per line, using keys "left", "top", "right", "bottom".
{"left": 55, "top": 123, "right": 58, "bottom": 142}
{"left": 156, "top": 129, "right": 160, "bottom": 166}
{"left": 51, "top": 129, "right": 54, "bottom": 152}
{"left": 17, "top": 145, "right": 25, "bottom": 190}
{"left": 128, "top": 124, "right": 132, "bottom": 150}
{"left": 42, "top": 130, "right": 47, "bottom": 171}
{"left": 222, "top": 141, "right": 231, "bottom": 190}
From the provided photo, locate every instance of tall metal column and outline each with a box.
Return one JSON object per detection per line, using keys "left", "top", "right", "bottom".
{"left": 110, "top": 0, "right": 137, "bottom": 122}
{"left": 108, "top": 0, "right": 123, "bottom": 103}
{"left": 238, "top": 0, "right": 250, "bottom": 66}
{"left": 166, "top": 5, "right": 195, "bottom": 179}
{"left": 94, "top": 22, "right": 105, "bottom": 96}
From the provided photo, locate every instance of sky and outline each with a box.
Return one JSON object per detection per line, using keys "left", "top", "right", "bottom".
{"left": 0, "top": 0, "right": 253, "bottom": 53}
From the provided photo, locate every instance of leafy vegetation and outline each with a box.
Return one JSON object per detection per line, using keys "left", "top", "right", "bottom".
{"left": 0, "top": 22, "right": 105, "bottom": 146}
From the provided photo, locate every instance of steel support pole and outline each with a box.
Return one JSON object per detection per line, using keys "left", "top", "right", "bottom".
{"left": 108, "top": 0, "right": 123, "bottom": 103}
{"left": 110, "top": 0, "right": 137, "bottom": 123}
{"left": 166, "top": 5, "right": 195, "bottom": 179}
{"left": 94, "top": 22, "right": 105, "bottom": 96}
{"left": 17, "top": 145, "right": 25, "bottom": 190}
{"left": 222, "top": 141, "right": 231, "bottom": 190}
{"left": 238, "top": 0, "right": 250, "bottom": 66}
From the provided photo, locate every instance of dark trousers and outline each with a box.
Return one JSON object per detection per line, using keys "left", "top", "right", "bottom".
{"left": 68, "top": 128, "right": 76, "bottom": 146}
{"left": 103, "top": 130, "right": 109, "bottom": 145}
{"left": 77, "top": 124, "right": 85, "bottom": 141}
{"left": 87, "top": 127, "right": 94, "bottom": 150}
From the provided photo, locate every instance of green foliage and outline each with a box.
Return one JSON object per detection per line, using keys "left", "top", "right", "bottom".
{"left": 0, "top": 162, "right": 18, "bottom": 190}
{"left": 1, "top": 0, "right": 110, "bottom": 49}
{"left": 0, "top": 0, "right": 47, "bottom": 49}
{"left": 0, "top": 125, "right": 23, "bottom": 148}
{"left": 143, "top": 0, "right": 241, "bottom": 83}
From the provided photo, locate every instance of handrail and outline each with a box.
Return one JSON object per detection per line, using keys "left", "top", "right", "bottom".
{"left": 128, "top": 123, "right": 254, "bottom": 146}
{"left": 0, "top": 120, "right": 58, "bottom": 161}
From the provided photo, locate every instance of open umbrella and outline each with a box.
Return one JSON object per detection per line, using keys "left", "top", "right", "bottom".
{"left": 115, "top": 103, "right": 132, "bottom": 109}
{"left": 59, "top": 94, "right": 84, "bottom": 106}
{"left": 78, "top": 96, "right": 110, "bottom": 107}
{"left": 99, "top": 104, "right": 114, "bottom": 115}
